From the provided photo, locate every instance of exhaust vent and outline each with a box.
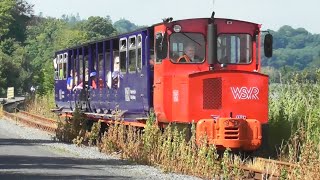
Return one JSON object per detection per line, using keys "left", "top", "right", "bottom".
{"left": 203, "top": 78, "right": 222, "bottom": 109}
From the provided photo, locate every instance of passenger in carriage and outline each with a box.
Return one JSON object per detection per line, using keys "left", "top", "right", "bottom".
{"left": 112, "top": 56, "right": 123, "bottom": 89}
{"left": 73, "top": 68, "right": 88, "bottom": 91}
{"left": 67, "top": 70, "right": 73, "bottom": 91}
{"left": 89, "top": 71, "right": 97, "bottom": 89}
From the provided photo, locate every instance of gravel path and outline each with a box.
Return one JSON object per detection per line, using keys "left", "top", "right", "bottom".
{"left": 0, "top": 117, "right": 202, "bottom": 180}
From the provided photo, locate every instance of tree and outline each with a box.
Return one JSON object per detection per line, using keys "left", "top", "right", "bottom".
{"left": 262, "top": 25, "right": 320, "bottom": 74}
{"left": 80, "top": 16, "right": 116, "bottom": 40}
{"left": 25, "top": 17, "right": 90, "bottom": 95}
{"left": 0, "top": 0, "right": 15, "bottom": 37}
{"left": 5, "top": 0, "right": 34, "bottom": 42}
{"left": 113, "top": 18, "right": 139, "bottom": 34}
{"left": 0, "top": 39, "right": 28, "bottom": 96}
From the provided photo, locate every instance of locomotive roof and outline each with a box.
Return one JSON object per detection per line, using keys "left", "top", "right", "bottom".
{"left": 151, "top": 17, "right": 259, "bottom": 27}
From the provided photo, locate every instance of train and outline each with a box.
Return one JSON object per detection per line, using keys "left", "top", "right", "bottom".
{"left": 53, "top": 12, "right": 273, "bottom": 151}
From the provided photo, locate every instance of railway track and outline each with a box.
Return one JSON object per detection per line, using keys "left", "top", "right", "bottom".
{"left": 232, "top": 157, "right": 299, "bottom": 180}
{"left": 1, "top": 110, "right": 299, "bottom": 179}
{"left": 2, "top": 110, "right": 57, "bottom": 134}
{"left": 239, "top": 157, "right": 298, "bottom": 179}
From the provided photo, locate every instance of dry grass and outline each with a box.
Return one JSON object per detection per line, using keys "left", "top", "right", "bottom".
{"left": 26, "top": 93, "right": 58, "bottom": 119}
{"left": 0, "top": 105, "right": 3, "bottom": 118}
{"left": 97, "top": 115, "right": 229, "bottom": 179}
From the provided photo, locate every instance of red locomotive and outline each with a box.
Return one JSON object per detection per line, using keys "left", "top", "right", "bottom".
{"left": 53, "top": 12, "right": 273, "bottom": 151}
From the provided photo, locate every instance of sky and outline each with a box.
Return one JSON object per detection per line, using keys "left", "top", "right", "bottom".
{"left": 26, "top": 0, "right": 320, "bottom": 34}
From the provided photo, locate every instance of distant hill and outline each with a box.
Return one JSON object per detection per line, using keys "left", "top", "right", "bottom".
{"left": 262, "top": 25, "right": 320, "bottom": 70}
{"left": 261, "top": 25, "right": 320, "bottom": 82}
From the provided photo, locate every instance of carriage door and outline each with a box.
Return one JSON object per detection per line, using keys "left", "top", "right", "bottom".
{"left": 124, "top": 35, "right": 146, "bottom": 112}
{"left": 54, "top": 52, "right": 68, "bottom": 107}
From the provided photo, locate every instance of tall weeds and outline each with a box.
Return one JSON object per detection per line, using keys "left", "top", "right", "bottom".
{"left": 25, "top": 92, "right": 58, "bottom": 119}
{"left": 0, "top": 104, "right": 3, "bottom": 118}
{"left": 269, "top": 70, "right": 320, "bottom": 179}
{"left": 98, "top": 113, "right": 227, "bottom": 179}
{"left": 55, "top": 108, "right": 87, "bottom": 143}
{"left": 269, "top": 72, "right": 320, "bottom": 154}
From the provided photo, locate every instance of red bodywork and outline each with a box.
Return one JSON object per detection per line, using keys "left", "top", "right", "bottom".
{"left": 153, "top": 18, "right": 268, "bottom": 151}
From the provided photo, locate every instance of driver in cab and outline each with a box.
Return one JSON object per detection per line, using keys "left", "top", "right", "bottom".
{"left": 177, "top": 43, "right": 200, "bottom": 63}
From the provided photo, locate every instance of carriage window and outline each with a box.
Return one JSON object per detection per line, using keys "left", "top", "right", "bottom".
{"left": 58, "top": 55, "right": 63, "bottom": 79}
{"left": 128, "top": 36, "right": 137, "bottom": 73}
{"left": 78, "top": 54, "right": 83, "bottom": 85}
{"left": 63, "top": 54, "right": 67, "bottom": 79}
{"left": 217, "top": 34, "right": 252, "bottom": 64}
{"left": 54, "top": 56, "right": 59, "bottom": 80}
{"left": 104, "top": 52, "right": 111, "bottom": 82}
{"left": 137, "top": 34, "right": 142, "bottom": 71}
{"left": 84, "top": 55, "right": 89, "bottom": 82}
{"left": 98, "top": 52, "right": 104, "bottom": 85}
{"left": 169, "top": 33, "right": 205, "bottom": 63}
{"left": 58, "top": 54, "right": 67, "bottom": 80}
{"left": 119, "top": 38, "right": 127, "bottom": 73}
{"left": 72, "top": 53, "right": 77, "bottom": 86}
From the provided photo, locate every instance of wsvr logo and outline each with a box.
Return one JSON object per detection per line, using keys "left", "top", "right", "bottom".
{"left": 231, "top": 87, "right": 259, "bottom": 100}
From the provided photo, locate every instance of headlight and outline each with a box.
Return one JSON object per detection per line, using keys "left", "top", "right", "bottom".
{"left": 173, "top": 25, "right": 182, "bottom": 32}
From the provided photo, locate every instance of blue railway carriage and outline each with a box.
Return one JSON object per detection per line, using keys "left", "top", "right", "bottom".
{"left": 54, "top": 27, "right": 154, "bottom": 120}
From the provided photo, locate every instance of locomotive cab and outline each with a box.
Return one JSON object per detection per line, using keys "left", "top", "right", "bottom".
{"left": 153, "top": 17, "right": 272, "bottom": 151}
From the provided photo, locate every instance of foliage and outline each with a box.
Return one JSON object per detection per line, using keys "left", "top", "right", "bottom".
{"left": 61, "top": 13, "right": 81, "bottom": 25}
{"left": 262, "top": 25, "right": 320, "bottom": 79}
{"left": 0, "top": 38, "right": 29, "bottom": 95}
{"left": 268, "top": 71, "right": 320, "bottom": 154}
{"left": 113, "top": 18, "right": 142, "bottom": 34}
{"left": 87, "top": 120, "right": 101, "bottom": 146}
{"left": 26, "top": 92, "right": 57, "bottom": 119}
{"left": 0, "top": 104, "right": 3, "bottom": 118}
{"left": 0, "top": 0, "right": 15, "bottom": 36}
{"left": 56, "top": 108, "right": 87, "bottom": 143}
{"left": 98, "top": 115, "right": 226, "bottom": 179}
{"left": 80, "top": 16, "right": 116, "bottom": 40}
{"left": 4, "top": 0, "right": 33, "bottom": 42}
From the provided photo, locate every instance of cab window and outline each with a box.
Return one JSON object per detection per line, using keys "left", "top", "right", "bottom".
{"left": 217, "top": 34, "right": 252, "bottom": 64}
{"left": 169, "top": 33, "right": 205, "bottom": 63}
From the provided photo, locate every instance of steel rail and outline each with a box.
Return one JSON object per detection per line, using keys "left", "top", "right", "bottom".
{"left": 235, "top": 157, "right": 299, "bottom": 179}
{"left": 2, "top": 111, "right": 57, "bottom": 134}
{"left": 236, "top": 165, "right": 280, "bottom": 180}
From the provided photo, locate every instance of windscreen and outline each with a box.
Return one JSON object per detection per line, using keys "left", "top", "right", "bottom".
{"left": 217, "top": 34, "right": 252, "bottom": 64}
{"left": 169, "top": 33, "right": 205, "bottom": 63}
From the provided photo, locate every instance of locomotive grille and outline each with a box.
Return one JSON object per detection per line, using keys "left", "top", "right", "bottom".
{"left": 203, "top": 78, "right": 222, "bottom": 109}
{"left": 224, "top": 127, "right": 239, "bottom": 139}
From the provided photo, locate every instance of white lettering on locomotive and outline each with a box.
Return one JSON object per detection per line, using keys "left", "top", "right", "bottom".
{"left": 231, "top": 87, "right": 259, "bottom": 100}
{"left": 173, "top": 90, "right": 179, "bottom": 102}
